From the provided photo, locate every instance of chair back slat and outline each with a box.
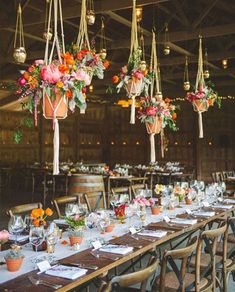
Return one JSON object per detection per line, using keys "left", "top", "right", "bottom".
{"left": 6, "top": 202, "right": 43, "bottom": 217}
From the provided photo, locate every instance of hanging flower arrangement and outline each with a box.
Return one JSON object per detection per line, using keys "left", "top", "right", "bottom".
{"left": 112, "top": 49, "right": 151, "bottom": 97}
{"left": 138, "top": 96, "right": 179, "bottom": 132}
{"left": 185, "top": 36, "right": 221, "bottom": 138}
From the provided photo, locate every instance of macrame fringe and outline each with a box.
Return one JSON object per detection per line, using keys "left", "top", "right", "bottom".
{"left": 149, "top": 133, "right": 156, "bottom": 163}
{"left": 53, "top": 118, "right": 60, "bottom": 175}
{"left": 198, "top": 111, "right": 204, "bottom": 139}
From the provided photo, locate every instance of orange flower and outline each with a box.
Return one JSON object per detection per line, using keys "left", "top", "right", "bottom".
{"left": 66, "top": 89, "right": 72, "bottom": 99}
{"left": 31, "top": 208, "right": 44, "bottom": 219}
{"left": 45, "top": 208, "right": 53, "bottom": 217}
{"left": 62, "top": 52, "right": 75, "bottom": 65}
{"left": 165, "top": 98, "right": 171, "bottom": 104}
{"left": 208, "top": 98, "right": 214, "bottom": 107}
{"left": 103, "top": 60, "right": 110, "bottom": 69}
{"left": 56, "top": 81, "right": 64, "bottom": 88}
{"left": 112, "top": 75, "right": 119, "bottom": 84}
{"left": 59, "top": 64, "right": 69, "bottom": 74}
{"left": 172, "top": 112, "right": 177, "bottom": 120}
{"left": 23, "top": 72, "right": 30, "bottom": 80}
{"left": 143, "top": 69, "right": 148, "bottom": 76}
{"left": 33, "top": 219, "right": 40, "bottom": 227}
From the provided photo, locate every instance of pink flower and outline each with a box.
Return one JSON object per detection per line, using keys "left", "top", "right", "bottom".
{"left": 149, "top": 198, "right": 157, "bottom": 206}
{"left": 34, "top": 59, "right": 44, "bottom": 66}
{"left": 196, "top": 91, "right": 205, "bottom": 99}
{"left": 74, "top": 70, "right": 91, "bottom": 86}
{"left": 40, "top": 64, "right": 62, "bottom": 84}
{"left": 0, "top": 230, "right": 9, "bottom": 242}
{"left": 133, "top": 71, "right": 144, "bottom": 80}
{"left": 146, "top": 106, "right": 157, "bottom": 116}
{"left": 73, "top": 215, "right": 80, "bottom": 221}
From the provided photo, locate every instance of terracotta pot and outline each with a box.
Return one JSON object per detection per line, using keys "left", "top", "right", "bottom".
{"left": 185, "top": 197, "right": 192, "bottom": 205}
{"left": 151, "top": 206, "right": 161, "bottom": 215}
{"left": 69, "top": 236, "right": 83, "bottom": 246}
{"left": 5, "top": 256, "right": 24, "bottom": 272}
{"left": 43, "top": 90, "right": 68, "bottom": 119}
{"left": 192, "top": 99, "right": 208, "bottom": 113}
{"left": 105, "top": 223, "right": 115, "bottom": 233}
{"left": 145, "top": 117, "right": 162, "bottom": 134}
{"left": 125, "top": 78, "right": 142, "bottom": 96}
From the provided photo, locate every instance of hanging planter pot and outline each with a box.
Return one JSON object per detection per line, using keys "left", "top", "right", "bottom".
{"left": 43, "top": 90, "right": 68, "bottom": 120}
{"left": 192, "top": 99, "right": 208, "bottom": 113}
{"left": 145, "top": 117, "right": 162, "bottom": 135}
{"left": 13, "top": 47, "right": 27, "bottom": 64}
{"left": 125, "top": 78, "right": 143, "bottom": 96}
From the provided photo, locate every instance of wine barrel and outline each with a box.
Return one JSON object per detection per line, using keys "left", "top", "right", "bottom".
{"left": 68, "top": 174, "right": 106, "bottom": 210}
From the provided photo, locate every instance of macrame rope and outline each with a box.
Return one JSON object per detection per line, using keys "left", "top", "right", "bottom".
{"left": 76, "top": 0, "right": 90, "bottom": 50}
{"left": 14, "top": 4, "right": 25, "bottom": 48}
{"left": 129, "top": 0, "right": 138, "bottom": 61}
{"left": 195, "top": 36, "right": 205, "bottom": 90}
{"left": 43, "top": 0, "right": 66, "bottom": 174}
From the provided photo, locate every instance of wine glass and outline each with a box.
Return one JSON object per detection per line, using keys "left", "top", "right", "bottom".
{"left": 85, "top": 214, "right": 96, "bottom": 240}
{"left": 8, "top": 215, "right": 25, "bottom": 243}
{"left": 65, "top": 203, "right": 78, "bottom": 217}
{"left": 136, "top": 205, "right": 146, "bottom": 227}
{"left": 29, "top": 225, "right": 45, "bottom": 255}
{"left": 24, "top": 215, "right": 33, "bottom": 232}
{"left": 99, "top": 218, "right": 110, "bottom": 234}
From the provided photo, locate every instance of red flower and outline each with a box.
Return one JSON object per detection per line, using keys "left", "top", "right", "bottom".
{"left": 146, "top": 106, "right": 157, "bottom": 116}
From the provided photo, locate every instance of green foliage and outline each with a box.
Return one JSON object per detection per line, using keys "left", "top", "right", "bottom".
{"left": 5, "top": 248, "right": 23, "bottom": 259}
{"left": 13, "top": 129, "right": 23, "bottom": 144}
{"left": 65, "top": 216, "right": 85, "bottom": 230}
{"left": 13, "top": 117, "right": 34, "bottom": 144}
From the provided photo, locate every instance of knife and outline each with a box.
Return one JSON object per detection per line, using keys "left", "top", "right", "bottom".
{"left": 62, "top": 263, "right": 98, "bottom": 270}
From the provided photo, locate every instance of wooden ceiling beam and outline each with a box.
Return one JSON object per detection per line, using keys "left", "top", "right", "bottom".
{"left": 111, "top": 23, "right": 235, "bottom": 49}
{"left": 192, "top": 0, "right": 219, "bottom": 29}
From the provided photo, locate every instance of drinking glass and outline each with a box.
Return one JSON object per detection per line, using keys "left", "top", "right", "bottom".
{"left": 24, "top": 215, "right": 33, "bottom": 232}
{"left": 99, "top": 218, "right": 110, "bottom": 234}
{"left": 65, "top": 203, "right": 78, "bottom": 217}
{"left": 85, "top": 214, "right": 95, "bottom": 239}
{"left": 8, "top": 215, "right": 25, "bottom": 243}
{"left": 136, "top": 205, "right": 146, "bottom": 227}
{"left": 29, "top": 225, "right": 45, "bottom": 254}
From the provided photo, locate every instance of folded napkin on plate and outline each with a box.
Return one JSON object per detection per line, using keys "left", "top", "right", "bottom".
{"left": 138, "top": 230, "right": 167, "bottom": 238}
{"left": 170, "top": 218, "right": 197, "bottom": 225}
{"left": 193, "top": 211, "right": 215, "bottom": 217}
{"left": 99, "top": 244, "right": 133, "bottom": 255}
{"left": 9, "top": 234, "right": 29, "bottom": 242}
{"left": 53, "top": 219, "right": 68, "bottom": 225}
{"left": 213, "top": 204, "right": 233, "bottom": 209}
{"left": 45, "top": 265, "right": 87, "bottom": 280}
{"left": 223, "top": 199, "right": 235, "bottom": 204}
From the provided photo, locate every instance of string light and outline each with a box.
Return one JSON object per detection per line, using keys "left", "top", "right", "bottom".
{"left": 136, "top": 7, "right": 143, "bottom": 22}
{"left": 222, "top": 59, "right": 228, "bottom": 69}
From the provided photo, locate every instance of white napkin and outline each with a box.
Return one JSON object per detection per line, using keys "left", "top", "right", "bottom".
{"left": 99, "top": 244, "right": 133, "bottom": 255}
{"left": 213, "top": 204, "right": 233, "bottom": 209}
{"left": 223, "top": 199, "right": 235, "bottom": 204}
{"left": 45, "top": 265, "right": 87, "bottom": 280}
{"left": 138, "top": 230, "right": 167, "bottom": 238}
{"left": 170, "top": 218, "right": 197, "bottom": 225}
{"left": 193, "top": 211, "right": 215, "bottom": 217}
{"left": 9, "top": 234, "right": 29, "bottom": 242}
{"left": 53, "top": 219, "right": 68, "bottom": 225}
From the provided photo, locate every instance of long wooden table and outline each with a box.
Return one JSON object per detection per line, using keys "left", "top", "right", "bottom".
{"left": 0, "top": 205, "right": 234, "bottom": 292}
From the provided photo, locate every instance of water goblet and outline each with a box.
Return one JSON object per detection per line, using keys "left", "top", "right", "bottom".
{"left": 29, "top": 225, "right": 45, "bottom": 256}
{"left": 8, "top": 215, "right": 25, "bottom": 243}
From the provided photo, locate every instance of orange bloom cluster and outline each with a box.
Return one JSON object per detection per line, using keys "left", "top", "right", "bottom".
{"left": 31, "top": 208, "right": 53, "bottom": 227}
{"left": 62, "top": 52, "right": 75, "bottom": 65}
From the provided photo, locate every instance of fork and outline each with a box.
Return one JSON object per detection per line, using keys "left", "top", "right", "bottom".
{"left": 28, "top": 275, "right": 62, "bottom": 289}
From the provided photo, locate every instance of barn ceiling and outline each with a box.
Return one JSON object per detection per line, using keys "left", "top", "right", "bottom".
{"left": 0, "top": 0, "right": 235, "bottom": 110}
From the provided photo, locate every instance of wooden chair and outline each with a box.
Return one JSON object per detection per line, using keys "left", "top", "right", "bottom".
{"left": 189, "top": 223, "right": 228, "bottom": 292}
{"left": 51, "top": 195, "right": 80, "bottom": 218}
{"left": 100, "top": 257, "right": 159, "bottom": 292}
{"left": 211, "top": 172, "right": 216, "bottom": 182}
{"left": 6, "top": 202, "right": 43, "bottom": 217}
{"left": 153, "top": 236, "right": 211, "bottom": 292}
{"left": 68, "top": 174, "right": 107, "bottom": 211}
{"left": 215, "top": 172, "right": 223, "bottom": 183}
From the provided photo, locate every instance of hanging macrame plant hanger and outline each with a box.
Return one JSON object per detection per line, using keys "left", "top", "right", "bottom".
{"left": 43, "top": 0, "right": 67, "bottom": 175}
{"left": 193, "top": 36, "right": 208, "bottom": 139}
{"left": 147, "top": 31, "right": 164, "bottom": 163}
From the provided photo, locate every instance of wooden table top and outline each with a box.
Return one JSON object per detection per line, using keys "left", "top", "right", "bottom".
{"left": 0, "top": 206, "right": 234, "bottom": 292}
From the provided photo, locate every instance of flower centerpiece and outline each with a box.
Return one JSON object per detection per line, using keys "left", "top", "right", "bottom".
{"left": 173, "top": 186, "right": 186, "bottom": 205}
{"left": 65, "top": 214, "right": 85, "bottom": 246}
{"left": 148, "top": 198, "right": 162, "bottom": 215}
{"left": 31, "top": 207, "right": 53, "bottom": 227}
{"left": 0, "top": 230, "right": 9, "bottom": 251}
{"left": 5, "top": 245, "right": 24, "bottom": 272}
